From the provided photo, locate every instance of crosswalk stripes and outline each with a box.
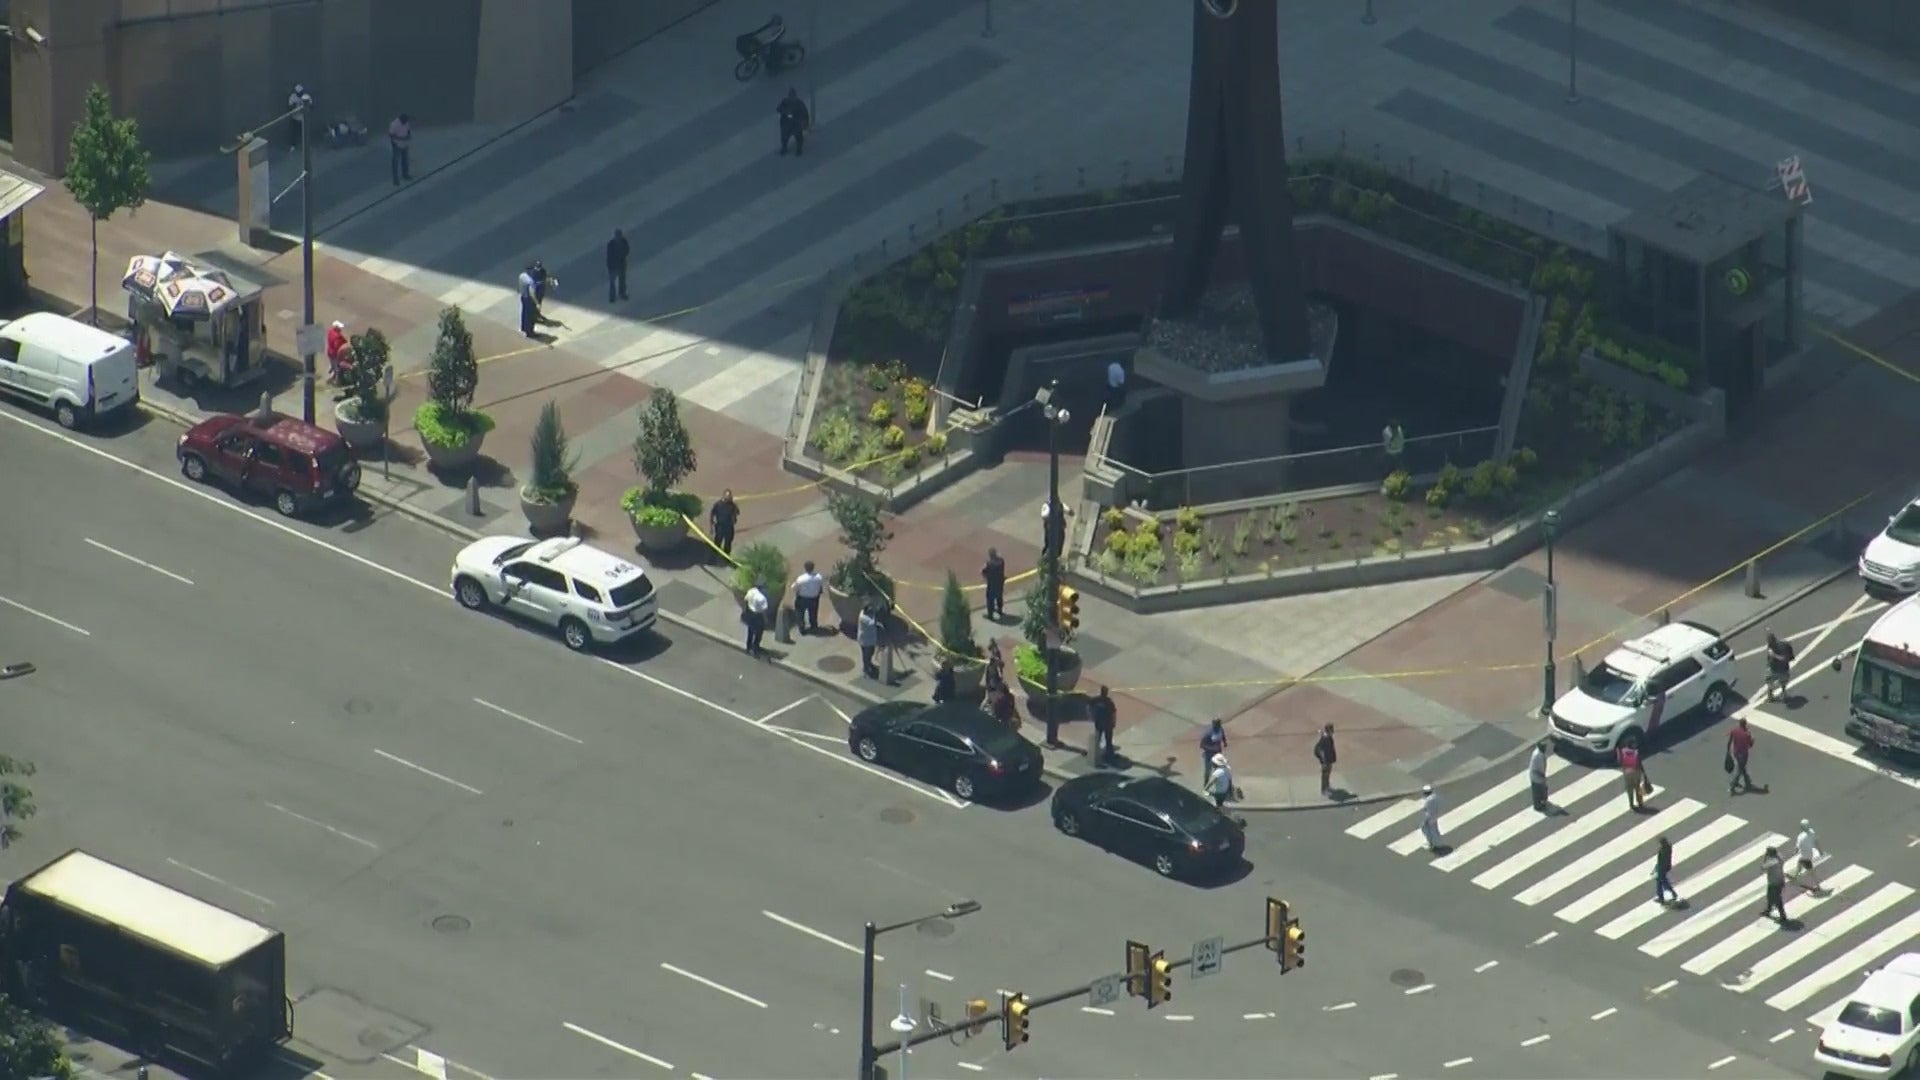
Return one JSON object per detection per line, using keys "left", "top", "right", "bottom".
{"left": 1343, "top": 767, "right": 1919, "bottom": 1019}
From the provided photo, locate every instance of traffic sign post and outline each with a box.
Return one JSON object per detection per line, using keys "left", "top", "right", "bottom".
{"left": 1190, "top": 936, "right": 1224, "bottom": 979}
{"left": 1087, "top": 974, "right": 1124, "bottom": 1008}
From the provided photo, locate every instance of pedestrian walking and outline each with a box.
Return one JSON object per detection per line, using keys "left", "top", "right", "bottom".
{"left": 1200, "top": 719, "right": 1227, "bottom": 781}
{"left": 1313, "top": 724, "right": 1337, "bottom": 795}
{"left": 530, "top": 260, "right": 555, "bottom": 306}
{"left": 1105, "top": 359, "right": 1127, "bottom": 413}
{"left": 517, "top": 265, "right": 541, "bottom": 337}
{"left": 1726, "top": 718, "right": 1757, "bottom": 795}
{"left": 990, "top": 682, "right": 1021, "bottom": 731}
{"left": 709, "top": 489, "right": 739, "bottom": 557}
{"left": 1794, "top": 819, "right": 1824, "bottom": 892}
{"left": 1419, "top": 784, "right": 1445, "bottom": 852}
{"left": 776, "top": 87, "right": 810, "bottom": 156}
{"left": 286, "top": 84, "right": 313, "bottom": 149}
{"left": 1089, "top": 685, "right": 1118, "bottom": 762}
{"left": 1653, "top": 836, "right": 1680, "bottom": 905}
{"left": 984, "top": 638, "right": 1006, "bottom": 695}
{"left": 1618, "top": 743, "right": 1648, "bottom": 811}
{"left": 1761, "top": 846, "right": 1790, "bottom": 922}
{"left": 1764, "top": 630, "right": 1795, "bottom": 702}
{"left": 1041, "top": 499, "right": 1067, "bottom": 560}
{"left": 981, "top": 548, "right": 1007, "bottom": 620}
{"left": 605, "top": 228, "right": 630, "bottom": 303}
{"left": 931, "top": 658, "right": 957, "bottom": 703}
{"left": 857, "top": 605, "right": 881, "bottom": 680}
{"left": 387, "top": 113, "right": 413, "bottom": 185}
{"left": 1528, "top": 739, "right": 1551, "bottom": 811}
{"left": 1207, "top": 754, "right": 1235, "bottom": 808}
{"left": 791, "top": 560, "right": 824, "bottom": 633}
{"left": 742, "top": 580, "right": 770, "bottom": 656}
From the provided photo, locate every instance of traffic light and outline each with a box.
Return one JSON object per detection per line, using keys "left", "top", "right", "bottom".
{"left": 1002, "top": 993, "right": 1030, "bottom": 1050}
{"left": 1125, "top": 939, "right": 1151, "bottom": 1000}
{"left": 1147, "top": 951, "right": 1172, "bottom": 1007}
{"left": 1284, "top": 920, "right": 1305, "bottom": 970}
{"left": 1055, "top": 585, "right": 1081, "bottom": 632}
{"left": 1267, "top": 898, "right": 1289, "bottom": 962}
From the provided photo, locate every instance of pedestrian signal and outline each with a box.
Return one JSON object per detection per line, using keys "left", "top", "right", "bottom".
{"left": 1002, "top": 993, "right": 1030, "bottom": 1049}
{"left": 1283, "top": 920, "right": 1305, "bottom": 972}
{"left": 1266, "top": 898, "right": 1288, "bottom": 960}
{"left": 1125, "top": 939, "right": 1151, "bottom": 1000}
{"left": 1147, "top": 952, "right": 1172, "bottom": 1007}
{"left": 1056, "top": 585, "right": 1081, "bottom": 632}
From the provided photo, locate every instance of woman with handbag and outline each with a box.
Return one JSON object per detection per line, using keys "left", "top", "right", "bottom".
{"left": 1618, "top": 742, "right": 1650, "bottom": 811}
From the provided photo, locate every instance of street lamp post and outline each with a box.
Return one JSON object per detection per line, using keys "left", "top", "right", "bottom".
{"left": 1037, "top": 381, "right": 1069, "bottom": 745}
{"left": 1541, "top": 508, "right": 1561, "bottom": 716}
{"left": 1362, "top": 0, "right": 1376, "bottom": 26}
{"left": 860, "top": 901, "right": 980, "bottom": 1080}
{"left": 221, "top": 100, "right": 319, "bottom": 423}
{"left": 1566, "top": 0, "right": 1581, "bottom": 104}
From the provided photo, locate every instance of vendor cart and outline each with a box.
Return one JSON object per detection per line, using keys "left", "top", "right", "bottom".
{"left": 122, "top": 251, "right": 268, "bottom": 390}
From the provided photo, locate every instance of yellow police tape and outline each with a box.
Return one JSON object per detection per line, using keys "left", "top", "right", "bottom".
{"left": 681, "top": 515, "right": 1037, "bottom": 595}
{"left": 1817, "top": 327, "right": 1920, "bottom": 385}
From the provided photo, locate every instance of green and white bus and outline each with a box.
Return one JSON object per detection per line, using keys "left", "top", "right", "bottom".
{"left": 1849, "top": 597, "right": 1920, "bottom": 755}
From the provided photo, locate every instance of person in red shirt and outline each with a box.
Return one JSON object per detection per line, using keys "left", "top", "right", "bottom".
{"left": 324, "top": 320, "right": 350, "bottom": 383}
{"left": 1618, "top": 743, "right": 1646, "bottom": 810}
{"left": 1726, "top": 719, "right": 1757, "bottom": 795}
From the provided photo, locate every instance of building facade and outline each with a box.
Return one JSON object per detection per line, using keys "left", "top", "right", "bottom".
{"left": 6, "top": 0, "right": 714, "bottom": 176}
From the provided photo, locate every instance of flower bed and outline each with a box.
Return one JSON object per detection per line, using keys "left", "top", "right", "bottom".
{"left": 805, "top": 358, "right": 951, "bottom": 483}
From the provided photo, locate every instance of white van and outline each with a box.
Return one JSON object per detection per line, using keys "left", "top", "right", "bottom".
{"left": 0, "top": 311, "right": 140, "bottom": 429}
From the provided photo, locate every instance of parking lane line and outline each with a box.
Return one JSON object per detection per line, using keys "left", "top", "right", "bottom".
{"left": 1521, "top": 1034, "right": 1550, "bottom": 1047}
{"left": 1591, "top": 1007, "right": 1617, "bottom": 1020}
{"left": 472, "top": 697, "right": 585, "bottom": 744}
{"left": 265, "top": 802, "right": 378, "bottom": 849}
{"left": 373, "top": 749, "right": 484, "bottom": 795}
{"left": 1769, "top": 1028, "right": 1796, "bottom": 1043}
{"left": 1442, "top": 1058, "right": 1473, "bottom": 1069}
{"left": 1322, "top": 1002, "right": 1358, "bottom": 1012}
{"left": 956, "top": 1064, "right": 984, "bottom": 1072}
{"left": 925, "top": 969, "right": 954, "bottom": 982}
{"left": 760, "top": 696, "right": 815, "bottom": 724}
{"left": 771, "top": 726, "right": 964, "bottom": 807}
{"left": 0, "top": 593, "right": 90, "bottom": 636}
{"left": 1734, "top": 599, "right": 1883, "bottom": 661}
{"left": 763, "top": 911, "right": 870, "bottom": 957}
{"left": 767, "top": 725, "right": 845, "bottom": 744}
{"left": 1403, "top": 984, "right": 1433, "bottom": 996}
{"left": 562, "top": 1022, "right": 673, "bottom": 1070}
{"left": 1707, "top": 1055, "right": 1738, "bottom": 1070}
{"left": 165, "top": 857, "right": 274, "bottom": 907}
{"left": 1473, "top": 961, "right": 1498, "bottom": 973}
{"left": 1081, "top": 1006, "right": 1114, "bottom": 1016}
{"left": 660, "top": 962, "right": 768, "bottom": 1009}
{"left": 83, "top": 538, "right": 195, "bottom": 585}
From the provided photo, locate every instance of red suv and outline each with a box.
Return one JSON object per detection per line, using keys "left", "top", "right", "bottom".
{"left": 176, "top": 411, "right": 361, "bottom": 517}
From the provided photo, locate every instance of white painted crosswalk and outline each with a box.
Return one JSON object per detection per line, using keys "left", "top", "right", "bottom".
{"left": 1345, "top": 771, "right": 1919, "bottom": 1021}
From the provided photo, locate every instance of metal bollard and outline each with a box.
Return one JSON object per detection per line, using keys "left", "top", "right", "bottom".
{"left": 465, "top": 475, "right": 481, "bottom": 516}
{"left": 1085, "top": 728, "right": 1100, "bottom": 762}
{"left": 256, "top": 391, "right": 273, "bottom": 420}
{"left": 882, "top": 644, "right": 896, "bottom": 685}
{"left": 1745, "top": 559, "right": 1762, "bottom": 599}
{"left": 776, "top": 605, "right": 795, "bottom": 645}
{"left": 1658, "top": 607, "right": 1670, "bottom": 625}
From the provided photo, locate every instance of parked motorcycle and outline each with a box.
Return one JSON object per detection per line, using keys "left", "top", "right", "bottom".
{"left": 734, "top": 14, "right": 806, "bottom": 82}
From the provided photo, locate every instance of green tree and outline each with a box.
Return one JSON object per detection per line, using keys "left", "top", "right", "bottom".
{"left": 631, "top": 390, "right": 697, "bottom": 502}
{"left": 63, "top": 85, "right": 150, "bottom": 326}
{"left": 0, "top": 754, "right": 37, "bottom": 850}
{"left": 426, "top": 307, "right": 479, "bottom": 415}
{"left": 0, "top": 993, "right": 72, "bottom": 1080}
{"left": 344, "top": 327, "right": 391, "bottom": 425}
{"left": 937, "top": 570, "right": 981, "bottom": 662}
{"left": 826, "top": 491, "right": 891, "bottom": 605}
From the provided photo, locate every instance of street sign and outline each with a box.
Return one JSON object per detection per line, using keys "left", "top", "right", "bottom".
{"left": 1542, "top": 583, "right": 1558, "bottom": 641}
{"left": 295, "top": 323, "right": 325, "bottom": 358}
{"left": 1087, "top": 973, "right": 1124, "bottom": 1007}
{"left": 1191, "top": 936, "right": 1224, "bottom": 979}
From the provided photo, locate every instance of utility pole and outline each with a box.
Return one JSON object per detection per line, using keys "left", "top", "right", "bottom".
{"left": 222, "top": 98, "right": 319, "bottom": 423}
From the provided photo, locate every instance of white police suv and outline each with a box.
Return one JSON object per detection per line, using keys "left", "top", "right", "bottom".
{"left": 1546, "top": 621, "right": 1735, "bottom": 756}
{"left": 451, "top": 536, "right": 658, "bottom": 651}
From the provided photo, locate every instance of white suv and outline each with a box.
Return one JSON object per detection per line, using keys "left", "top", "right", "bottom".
{"left": 451, "top": 536, "right": 659, "bottom": 651}
{"left": 1547, "top": 621, "right": 1736, "bottom": 756}
{"left": 1859, "top": 497, "right": 1920, "bottom": 596}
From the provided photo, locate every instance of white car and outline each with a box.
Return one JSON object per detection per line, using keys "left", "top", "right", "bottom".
{"left": 1815, "top": 952, "right": 1920, "bottom": 1079}
{"left": 1546, "top": 621, "right": 1735, "bottom": 756}
{"left": 1860, "top": 499, "right": 1920, "bottom": 596}
{"left": 450, "top": 536, "right": 659, "bottom": 651}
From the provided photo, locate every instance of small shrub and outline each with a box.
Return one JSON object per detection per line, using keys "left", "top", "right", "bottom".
{"left": 415, "top": 400, "right": 496, "bottom": 449}
{"left": 810, "top": 409, "right": 858, "bottom": 462}
{"left": 1279, "top": 516, "right": 1299, "bottom": 545}
{"left": 866, "top": 365, "right": 892, "bottom": 392}
{"left": 925, "top": 431, "right": 948, "bottom": 456}
{"left": 899, "top": 445, "right": 922, "bottom": 470}
{"left": 882, "top": 424, "right": 907, "bottom": 450}
{"left": 1124, "top": 543, "right": 1166, "bottom": 584}
{"left": 1175, "top": 506, "right": 1203, "bottom": 533}
{"left": 1128, "top": 528, "right": 1164, "bottom": 559}
{"left": 1328, "top": 534, "right": 1343, "bottom": 550}
{"left": 1514, "top": 445, "right": 1539, "bottom": 470}
{"left": 1426, "top": 484, "right": 1451, "bottom": 509}
{"left": 1438, "top": 462, "right": 1463, "bottom": 489}
{"left": 1104, "top": 528, "right": 1131, "bottom": 554}
{"left": 904, "top": 395, "right": 931, "bottom": 427}
{"left": 855, "top": 430, "right": 889, "bottom": 467}
{"left": 1204, "top": 529, "right": 1224, "bottom": 562}
{"left": 868, "top": 398, "right": 895, "bottom": 426}
{"left": 1173, "top": 528, "right": 1203, "bottom": 556}
{"left": 934, "top": 271, "right": 959, "bottom": 292}
{"left": 1101, "top": 507, "right": 1128, "bottom": 532}
{"left": 1257, "top": 513, "right": 1277, "bottom": 544}
{"left": 1382, "top": 469, "right": 1412, "bottom": 501}
{"left": 1231, "top": 517, "right": 1253, "bottom": 556}
{"left": 1495, "top": 464, "right": 1519, "bottom": 492}
{"left": 1096, "top": 547, "right": 1125, "bottom": 576}
{"left": 1465, "top": 460, "right": 1498, "bottom": 501}
{"left": 1178, "top": 551, "right": 1205, "bottom": 580}
{"left": 730, "top": 542, "right": 789, "bottom": 596}
{"left": 907, "top": 254, "right": 934, "bottom": 279}
{"left": 524, "top": 400, "right": 579, "bottom": 503}
{"left": 936, "top": 247, "right": 961, "bottom": 273}
{"left": 1005, "top": 224, "right": 1034, "bottom": 248}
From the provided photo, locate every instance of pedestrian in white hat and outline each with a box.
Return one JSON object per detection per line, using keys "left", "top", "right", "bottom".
{"left": 1207, "top": 753, "right": 1234, "bottom": 808}
{"left": 1420, "top": 784, "right": 1445, "bottom": 852}
{"left": 1793, "top": 819, "right": 1823, "bottom": 892}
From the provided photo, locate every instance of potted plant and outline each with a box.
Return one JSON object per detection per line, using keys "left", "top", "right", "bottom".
{"left": 937, "top": 570, "right": 986, "bottom": 697}
{"left": 519, "top": 399, "right": 579, "bottom": 534}
{"left": 413, "top": 307, "right": 495, "bottom": 471}
{"left": 826, "top": 491, "right": 892, "bottom": 628}
{"left": 332, "top": 327, "right": 390, "bottom": 449}
{"left": 624, "top": 389, "right": 700, "bottom": 552}
{"left": 1013, "top": 555, "right": 1082, "bottom": 697}
{"left": 729, "top": 541, "right": 789, "bottom": 610}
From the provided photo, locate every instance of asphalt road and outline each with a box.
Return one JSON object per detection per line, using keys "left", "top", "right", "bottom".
{"left": 0, "top": 403, "right": 1871, "bottom": 1080}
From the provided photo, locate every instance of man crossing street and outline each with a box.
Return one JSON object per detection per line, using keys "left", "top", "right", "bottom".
{"left": 1313, "top": 724, "right": 1337, "bottom": 795}
{"left": 1528, "top": 740, "right": 1551, "bottom": 811}
{"left": 709, "top": 489, "right": 740, "bottom": 558}
{"left": 605, "top": 228, "right": 630, "bottom": 303}
{"left": 1089, "top": 686, "right": 1118, "bottom": 763}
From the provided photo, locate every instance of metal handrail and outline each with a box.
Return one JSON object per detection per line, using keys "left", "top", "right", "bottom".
{"left": 1090, "top": 424, "right": 1502, "bottom": 480}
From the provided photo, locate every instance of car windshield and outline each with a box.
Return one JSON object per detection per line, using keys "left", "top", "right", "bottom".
{"left": 608, "top": 576, "right": 654, "bottom": 608}
{"left": 1836, "top": 1001, "right": 1902, "bottom": 1036}
{"left": 1579, "top": 663, "right": 1644, "bottom": 706}
{"left": 1886, "top": 505, "right": 1920, "bottom": 546}
{"left": 491, "top": 542, "right": 536, "bottom": 565}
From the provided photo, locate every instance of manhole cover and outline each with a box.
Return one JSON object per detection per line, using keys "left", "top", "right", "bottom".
{"left": 817, "top": 655, "right": 857, "bottom": 675}
{"left": 878, "top": 806, "right": 915, "bottom": 825}
{"left": 1389, "top": 969, "right": 1426, "bottom": 988}
{"left": 432, "top": 915, "right": 470, "bottom": 934}
{"left": 917, "top": 918, "right": 956, "bottom": 939}
{"left": 344, "top": 698, "right": 373, "bottom": 715}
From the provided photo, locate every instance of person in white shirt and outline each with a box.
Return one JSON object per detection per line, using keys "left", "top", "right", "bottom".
{"left": 743, "top": 581, "right": 770, "bottom": 656}
{"left": 791, "top": 560, "right": 825, "bottom": 634}
{"left": 1528, "top": 741, "right": 1551, "bottom": 811}
{"left": 1420, "top": 785, "right": 1445, "bottom": 852}
{"left": 388, "top": 113, "right": 413, "bottom": 185}
{"left": 518, "top": 267, "right": 540, "bottom": 338}
{"left": 1106, "top": 359, "right": 1127, "bottom": 412}
{"left": 286, "top": 84, "right": 314, "bottom": 150}
{"left": 1793, "top": 819, "right": 1823, "bottom": 891}
{"left": 1207, "top": 754, "right": 1234, "bottom": 807}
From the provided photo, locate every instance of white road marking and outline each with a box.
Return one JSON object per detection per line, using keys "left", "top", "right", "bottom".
{"left": 1521, "top": 1034, "right": 1550, "bottom": 1047}
{"left": 1404, "top": 983, "right": 1434, "bottom": 996}
{"left": 1474, "top": 961, "right": 1498, "bottom": 973}
{"left": 767, "top": 725, "right": 846, "bottom": 744}
{"left": 924, "top": 969, "right": 954, "bottom": 982}
{"left": 1243, "top": 1011, "right": 1273, "bottom": 1020}
{"left": 759, "top": 696, "right": 815, "bottom": 724}
{"left": 957, "top": 1064, "right": 985, "bottom": 1073}
{"left": 1808, "top": 996, "right": 1851, "bottom": 1030}
{"left": 373, "top": 749, "right": 484, "bottom": 795}
{"left": 1767, "top": 909, "right": 1920, "bottom": 1011}
{"left": 1384, "top": 758, "right": 1572, "bottom": 852}
{"left": 83, "top": 537, "right": 195, "bottom": 584}
{"left": 1908, "top": 835, "right": 1919, "bottom": 848}
{"left": 1530, "top": 931, "right": 1558, "bottom": 946}
{"left": 563, "top": 1022, "right": 673, "bottom": 1070}
{"left": 1591, "top": 1007, "right": 1617, "bottom": 1020}
{"left": 165, "top": 857, "right": 275, "bottom": 906}
{"left": 1707, "top": 1055, "right": 1737, "bottom": 1070}
{"left": 265, "top": 802, "right": 378, "bottom": 849}
{"left": 1369, "top": 1074, "right": 1400, "bottom": 1080}
{"left": 1515, "top": 798, "right": 1706, "bottom": 906}
{"left": 1442, "top": 1057, "right": 1473, "bottom": 1069}
{"left": 1682, "top": 864, "right": 1870, "bottom": 975}
{"left": 471, "top": 697, "right": 584, "bottom": 744}
{"left": 1648, "top": 980, "right": 1677, "bottom": 996}
{"left": 1742, "top": 704, "right": 1920, "bottom": 793}
{"left": 1735, "top": 597, "right": 1882, "bottom": 661}
{"left": 1163, "top": 1014, "right": 1194, "bottom": 1022}
{"left": 1555, "top": 814, "right": 1744, "bottom": 924}
{"left": 1432, "top": 767, "right": 1616, "bottom": 872}
{"left": 0, "top": 412, "right": 954, "bottom": 811}
{"left": 1734, "top": 881, "right": 1913, "bottom": 992}
{"left": 1769, "top": 1029, "right": 1796, "bottom": 1043}
{"left": 1322, "top": 1001, "right": 1358, "bottom": 1012}
{"left": 1473, "top": 796, "right": 1636, "bottom": 890}
{"left": 766, "top": 723, "right": 964, "bottom": 807}
{"left": 414, "top": 1050, "right": 448, "bottom": 1080}
{"left": 1081, "top": 1006, "right": 1114, "bottom": 1016}
{"left": 1345, "top": 795, "right": 1426, "bottom": 839}
{"left": 824, "top": 699, "right": 857, "bottom": 727}
{"left": 763, "top": 911, "right": 868, "bottom": 957}
{"left": 1599, "top": 835, "right": 1785, "bottom": 940}
{"left": 0, "top": 593, "right": 90, "bottom": 636}
{"left": 1640, "top": 859, "right": 1790, "bottom": 958}
{"left": 660, "top": 962, "right": 768, "bottom": 1008}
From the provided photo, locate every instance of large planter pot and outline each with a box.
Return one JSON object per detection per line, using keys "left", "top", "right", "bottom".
{"left": 828, "top": 586, "right": 865, "bottom": 629}
{"left": 332, "top": 401, "right": 385, "bottom": 450}
{"left": 419, "top": 429, "right": 485, "bottom": 471}
{"left": 1018, "top": 648, "right": 1083, "bottom": 697}
{"left": 949, "top": 659, "right": 986, "bottom": 699}
{"left": 629, "top": 514, "right": 690, "bottom": 553}
{"left": 520, "top": 488, "right": 577, "bottom": 535}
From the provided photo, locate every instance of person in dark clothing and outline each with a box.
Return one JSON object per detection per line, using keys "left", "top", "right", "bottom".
{"left": 1761, "top": 847, "right": 1789, "bottom": 922}
{"left": 1200, "top": 719, "right": 1227, "bottom": 781}
{"left": 1653, "top": 836, "right": 1679, "bottom": 905}
{"left": 1042, "top": 499, "right": 1066, "bottom": 560}
{"left": 1313, "top": 724, "right": 1337, "bottom": 794}
{"left": 709, "top": 489, "right": 739, "bottom": 558}
{"left": 530, "top": 260, "right": 552, "bottom": 305}
{"left": 517, "top": 265, "right": 541, "bottom": 338}
{"left": 1088, "top": 685, "right": 1117, "bottom": 762}
{"left": 989, "top": 683, "right": 1020, "bottom": 731}
{"left": 1763, "top": 629, "right": 1794, "bottom": 702}
{"left": 777, "top": 88, "right": 810, "bottom": 156}
{"left": 606, "top": 228, "right": 630, "bottom": 303}
{"left": 932, "top": 658, "right": 956, "bottom": 704}
{"left": 981, "top": 548, "right": 1007, "bottom": 620}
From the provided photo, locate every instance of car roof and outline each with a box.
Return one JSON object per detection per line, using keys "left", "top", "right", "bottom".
{"left": 1851, "top": 954, "right": 1920, "bottom": 1011}
{"left": 197, "top": 411, "right": 342, "bottom": 455}
{"left": 919, "top": 702, "right": 1011, "bottom": 740}
{"left": 0, "top": 312, "right": 129, "bottom": 358}
{"left": 1604, "top": 622, "right": 1719, "bottom": 677}
{"left": 1114, "top": 776, "right": 1216, "bottom": 813}
{"left": 527, "top": 537, "right": 647, "bottom": 584}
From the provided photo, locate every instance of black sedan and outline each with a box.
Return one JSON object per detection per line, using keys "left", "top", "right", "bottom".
{"left": 1051, "top": 774, "right": 1245, "bottom": 879}
{"left": 848, "top": 701, "right": 1043, "bottom": 801}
